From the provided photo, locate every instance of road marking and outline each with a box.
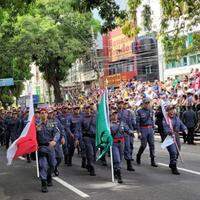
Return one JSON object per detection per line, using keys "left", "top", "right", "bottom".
{"left": 158, "top": 163, "right": 200, "bottom": 176}
{"left": 0, "top": 172, "right": 9, "bottom": 176}
{"left": 53, "top": 177, "right": 90, "bottom": 198}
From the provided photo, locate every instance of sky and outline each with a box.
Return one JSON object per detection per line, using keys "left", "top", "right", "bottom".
{"left": 92, "top": 0, "right": 128, "bottom": 22}
{"left": 92, "top": 0, "right": 128, "bottom": 49}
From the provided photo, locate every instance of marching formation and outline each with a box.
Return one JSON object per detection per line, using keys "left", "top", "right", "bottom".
{"left": 0, "top": 96, "right": 191, "bottom": 193}
{"left": 1, "top": 73, "right": 200, "bottom": 193}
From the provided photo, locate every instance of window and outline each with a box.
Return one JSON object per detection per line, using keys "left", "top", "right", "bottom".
{"left": 145, "top": 65, "right": 152, "bottom": 74}
{"left": 182, "top": 57, "right": 188, "bottom": 66}
{"left": 189, "top": 55, "right": 197, "bottom": 65}
{"left": 166, "top": 63, "right": 172, "bottom": 69}
{"left": 122, "top": 64, "right": 127, "bottom": 72}
{"left": 109, "top": 66, "right": 116, "bottom": 75}
{"left": 175, "top": 61, "right": 181, "bottom": 68}
{"left": 118, "top": 64, "right": 122, "bottom": 73}
{"left": 172, "top": 61, "right": 176, "bottom": 68}
{"left": 197, "top": 54, "right": 200, "bottom": 64}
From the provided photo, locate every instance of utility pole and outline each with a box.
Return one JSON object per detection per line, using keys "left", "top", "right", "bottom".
{"left": 91, "top": 27, "right": 100, "bottom": 85}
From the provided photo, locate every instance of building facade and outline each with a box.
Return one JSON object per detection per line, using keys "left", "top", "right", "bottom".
{"left": 102, "top": 27, "right": 137, "bottom": 87}
{"left": 21, "top": 63, "right": 53, "bottom": 105}
{"left": 136, "top": 0, "right": 200, "bottom": 80}
{"left": 132, "top": 34, "right": 159, "bottom": 81}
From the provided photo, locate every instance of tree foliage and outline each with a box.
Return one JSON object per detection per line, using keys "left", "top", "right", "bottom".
{"left": 0, "top": 0, "right": 100, "bottom": 105}
{"left": 0, "top": 0, "right": 34, "bottom": 107}
{"left": 71, "top": 0, "right": 127, "bottom": 33}
{"left": 142, "top": 4, "right": 152, "bottom": 32}
{"left": 11, "top": 0, "right": 100, "bottom": 103}
{"left": 117, "top": 0, "right": 141, "bottom": 37}
{"left": 160, "top": 0, "right": 200, "bottom": 62}
{"left": 119, "top": 0, "right": 200, "bottom": 63}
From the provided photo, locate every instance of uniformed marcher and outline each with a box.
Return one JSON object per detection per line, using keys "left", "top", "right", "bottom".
{"left": 10, "top": 111, "right": 19, "bottom": 143}
{"left": 48, "top": 109, "right": 65, "bottom": 176}
{"left": 0, "top": 111, "right": 5, "bottom": 147}
{"left": 79, "top": 104, "right": 96, "bottom": 176}
{"left": 126, "top": 102, "right": 137, "bottom": 160}
{"left": 59, "top": 106, "right": 72, "bottom": 165}
{"left": 15, "top": 111, "right": 25, "bottom": 140}
{"left": 65, "top": 106, "right": 82, "bottom": 166}
{"left": 110, "top": 111, "right": 125, "bottom": 183}
{"left": 118, "top": 100, "right": 135, "bottom": 171}
{"left": 182, "top": 105, "right": 197, "bottom": 145}
{"left": 4, "top": 111, "right": 15, "bottom": 149}
{"left": 36, "top": 108, "right": 61, "bottom": 193}
{"left": 136, "top": 98, "right": 158, "bottom": 167}
{"left": 163, "top": 105, "right": 188, "bottom": 175}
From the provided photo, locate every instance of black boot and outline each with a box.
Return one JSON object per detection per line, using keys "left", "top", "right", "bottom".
{"left": 136, "top": 154, "right": 141, "bottom": 165}
{"left": 127, "top": 160, "right": 135, "bottom": 171}
{"left": 27, "top": 154, "right": 31, "bottom": 163}
{"left": 116, "top": 170, "right": 123, "bottom": 184}
{"left": 89, "top": 165, "right": 96, "bottom": 176}
{"left": 114, "top": 170, "right": 118, "bottom": 179}
{"left": 41, "top": 180, "right": 48, "bottom": 193}
{"left": 151, "top": 158, "right": 158, "bottom": 167}
{"left": 47, "top": 175, "right": 53, "bottom": 186}
{"left": 86, "top": 164, "right": 90, "bottom": 172}
{"left": 100, "top": 156, "right": 107, "bottom": 166}
{"left": 169, "top": 164, "right": 180, "bottom": 175}
{"left": 81, "top": 157, "right": 86, "bottom": 168}
{"left": 54, "top": 167, "right": 59, "bottom": 176}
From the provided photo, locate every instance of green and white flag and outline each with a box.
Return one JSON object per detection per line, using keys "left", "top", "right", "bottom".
{"left": 96, "top": 91, "right": 113, "bottom": 160}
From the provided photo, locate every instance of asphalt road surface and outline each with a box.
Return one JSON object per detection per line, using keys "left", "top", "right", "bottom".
{"left": 0, "top": 138, "right": 200, "bottom": 200}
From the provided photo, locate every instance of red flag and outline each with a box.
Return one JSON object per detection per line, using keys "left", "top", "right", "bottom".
{"left": 7, "top": 90, "right": 38, "bottom": 165}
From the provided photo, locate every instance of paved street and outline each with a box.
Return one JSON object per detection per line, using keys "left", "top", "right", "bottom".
{"left": 0, "top": 139, "right": 200, "bottom": 200}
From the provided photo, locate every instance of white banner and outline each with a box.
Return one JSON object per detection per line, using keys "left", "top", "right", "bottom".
{"left": 161, "top": 135, "right": 174, "bottom": 149}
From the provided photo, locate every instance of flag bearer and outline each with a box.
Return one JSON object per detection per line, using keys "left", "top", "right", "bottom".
{"left": 163, "top": 105, "right": 187, "bottom": 175}
{"left": 36, "top": 108, "right": 60, "bottom": 193}
{"left": 136, "top": 98, "right": 158, "bottom": 167}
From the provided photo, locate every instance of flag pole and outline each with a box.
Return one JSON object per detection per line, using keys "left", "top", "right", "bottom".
{"left": 105, "top": 87, "right": 115, "bottom": 183}
{"left": 35, "top": 150, "right": 40, "bottom": 178}
{"left": 172, "top": 135, "right": 184, "bottom": 164}
{"left": 110, "top": 146, "right": 115, "bottom": 183}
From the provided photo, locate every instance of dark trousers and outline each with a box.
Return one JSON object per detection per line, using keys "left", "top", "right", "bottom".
{"left": 5, "top": 131, "right": 11, "bottom": 149}
{"left": 81, "top": 137, "right": 96, "bottom": 167}
{"left": 158, "top": 128, "right": 165, "bottom": 142}
{"left": 0, "top": 131, "right": 5, "bottom": 146}
{"left": 137, "top": 127, "right": 155, "bottom": 159}
{"left": 187, "top": 127, "right": 195, "bottom": 144}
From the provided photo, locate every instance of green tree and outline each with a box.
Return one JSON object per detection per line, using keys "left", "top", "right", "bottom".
{"left": 72, "top": 0, "right": 127, "bottom": 33}
{"left": 142, "top": 4, "right": 152, "bottom": 32}
{"left": 160, "top": 0, "right": 200, "bottom": 62}
{"left": 12, "top": 0, "right": 100, "bottom": 103}
{"left": 119, "top": 0, "right": 200, "bottom": 62}
{"left": 117, "top": 0, "right": 141, "bottom": 37}
{"left": 0, "top": 0, "right": 34, "bottom": 107}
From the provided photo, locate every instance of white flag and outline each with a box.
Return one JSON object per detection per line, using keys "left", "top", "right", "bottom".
{"left": 161, "top": 135, "right": 174, "bottom": 149}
